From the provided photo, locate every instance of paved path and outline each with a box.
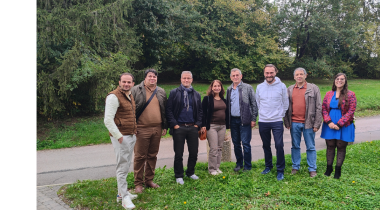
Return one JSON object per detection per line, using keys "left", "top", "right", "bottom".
{"left": 37, "top": 115, "right": 380, "bottom": 209}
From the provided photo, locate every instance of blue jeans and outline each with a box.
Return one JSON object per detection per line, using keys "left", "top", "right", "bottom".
{"left": 259, "top": 121, "right": 285, "bottom": 173}
{"left": 290, "top": 122, "right": 317, "bottom": 172}
{"left": 230, "top": 117, "right": 252, "bottom": 170}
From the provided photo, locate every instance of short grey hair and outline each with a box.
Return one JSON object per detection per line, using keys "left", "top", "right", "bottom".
{"left": 293, "top": 67, "right": 307, "bottom": 76}
{"left": 181, "top": 71, "right": 193, "bottom": 78}
{"left": 230, "top": 68, "right": 242, "bottom": 75}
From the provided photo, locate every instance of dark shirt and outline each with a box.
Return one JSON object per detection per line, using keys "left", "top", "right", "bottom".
{"left": 211, "top": 99, "right": 226, "bottom": 125}
{"left": 177, "top": 92, "right": 194, "bottom": 123}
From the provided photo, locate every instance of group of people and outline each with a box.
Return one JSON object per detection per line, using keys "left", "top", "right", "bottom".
{"left": 104, "top": 65, "right": 356, "bottom": 209}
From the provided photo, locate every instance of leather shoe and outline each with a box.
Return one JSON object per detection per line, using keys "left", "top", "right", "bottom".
{"left": 146, "top": 182, "right": 160, "bottom": 188}
{"left": 134, "top": 185, "right": 144, "bottom": 194}
{"left": 261, "top": 167, "right": 271, "bottom": 174}
{"left": 291, "top": 169, "right": 298, "bottom": 175}
{"left": 310, "top": 171, "right": 317, "bottom": 178}
{"left": 243, "top": 168, "right": 251, "bottom": 172}
{"left": 234, "top": 165, "right": 242, "bottom": 172}
{"left": 277, "top": 172, "right": 284, "bottom": 181}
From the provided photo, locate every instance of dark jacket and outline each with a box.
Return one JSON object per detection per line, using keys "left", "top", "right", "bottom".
{"left": 131, "top": 81, "right": 168, "bottom": 129}
{"left": 166, "top": 86, "right": 203, "bottom": 135}
{"left": 226, "top": 82, "right": 258, "bottom": 126}
{"left": 201, "top": 96, "right": 229, "bottom": 130}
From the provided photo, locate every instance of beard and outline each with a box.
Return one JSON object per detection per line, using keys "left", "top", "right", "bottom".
{"left": 265, "top": 76, "right": 275, "bottom": 83}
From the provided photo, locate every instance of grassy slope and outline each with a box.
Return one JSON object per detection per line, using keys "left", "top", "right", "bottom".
{"left": 58, "top": 140, "right": 380, "bottom": 209}
{"left": 37, "top": 79, "right": 380, "bottom": 150}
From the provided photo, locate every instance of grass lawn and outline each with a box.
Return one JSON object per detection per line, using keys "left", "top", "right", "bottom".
{"left": 37, "top": 79, "right": 380, "bottom": 150}
{"left": 58, "top": 140, "right": 380, "bottom": 209}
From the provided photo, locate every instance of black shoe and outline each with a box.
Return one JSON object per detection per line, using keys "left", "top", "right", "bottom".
{"left": 234, "top": 165, "right": 242, "bottom": 172}
{"left": 243, "top": 168, "right": 251, "bottom": 172}
{"left": 334, "top": 166, "right": 341, "bottom": 179}
{"left": 324, "top": 165, "right": 333, "bottom": 176}
{"left": 261, "top": 167, "right": 271, "bottom": 174}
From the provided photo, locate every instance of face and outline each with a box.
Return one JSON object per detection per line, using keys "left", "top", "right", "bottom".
{"left": 119, "top": 75, "right": 134, "bottom": 91}
{"left": 335, "top": 75, "right": 346, "bottom": 88}
{"left": 230, "top": 71, "right": 242, "bottom": 84}
{"left": 212, "top": 82, "right": 221, "bottom": 95}
{"left": 264, "top": 67, "right": 277, "bottom": 84}
{"left": 144, "top": 72, "right": 157, "bottom": 86}
{"left": 294, "top": 70, "right": 307, "bottom": 84}
{"left": 181, "top": 73, "right": 193, "bottom": 88}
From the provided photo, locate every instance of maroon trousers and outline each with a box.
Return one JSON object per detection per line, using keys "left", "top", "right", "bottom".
{"left": 133, "top": 125, "right": 162, "bottom": 187}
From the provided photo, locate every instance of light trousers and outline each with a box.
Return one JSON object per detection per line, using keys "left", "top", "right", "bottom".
{"left": 207, "top": 124, "right": 226, "bottom": 173}
{"left": 110, "top": 135, "right": 136, "bottom": 199}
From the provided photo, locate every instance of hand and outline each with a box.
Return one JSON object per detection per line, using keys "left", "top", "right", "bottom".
{"left": 286, "top": 126, "right": 290, "bottom": 130}
{"left": 118, "top": 137, "right": 123, "bottom": 144}
{"left": 313, "top": 127, "right": 318, "bottom": 132}
{"left": 328, "top": 122, "right": 336, "bottom": 129}
{"left": 174, "top": 125, "right": 180, "bottom": 129}
{"left": 201, "top": 127, "right": 206, "bottom": 133}
{"left": 161, "top": 129, "right": 167, "bottom": 136}
{"left": 251, "top": 121, "right": 256, "bottom": 128}
{"left": 194, "top": 125, "right": 198, "bottom": 128}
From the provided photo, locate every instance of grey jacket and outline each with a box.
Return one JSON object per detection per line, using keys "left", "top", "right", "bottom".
{"left": 131, "top": 81, "right": 168, "bottom": 129}
{"left": 226, "top": 81, "right": 258, "bottom": 125}
{"left": 284, "top": 82, "right": 322, "bottom": 129}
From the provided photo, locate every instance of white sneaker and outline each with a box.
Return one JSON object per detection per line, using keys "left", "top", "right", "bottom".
{"left": 188, "top": 174, "right": 199, "bottom": 180}
{"left": 210, "top": 171, "right": 218, "bottom": 176}
{"left": 176, "top": 178, "right": 184, "bottom": 185}
{"left": 122, "top": 196, "right": 136, "bottom": 209}
{"left": 117, "top": 192, "right": 137, "bottom": 202}
{"left": 217, "top": 169, "right": 223, "bottom": 174}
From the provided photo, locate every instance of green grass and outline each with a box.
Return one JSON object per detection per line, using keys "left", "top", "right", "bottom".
{"left": 58, "top": 140, "right": 380, "bottom": 209}
{"left": 37, "top": 79, "right": 380, "bottom": 150}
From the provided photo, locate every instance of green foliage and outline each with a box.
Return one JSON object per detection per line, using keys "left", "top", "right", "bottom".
{"left": 37, "top": 0, "right": 142, "bottom": 118}
{"left": 273, "top": 0, "right": 380, "bottom": 79}
{"left": 59, "top": 140, "right": 380, "bottom": 209}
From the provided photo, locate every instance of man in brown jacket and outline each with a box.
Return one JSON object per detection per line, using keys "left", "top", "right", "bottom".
{"left": 131, "top": 69, "right": 168, "bottom": 193}
{"left": 104, "top": 73, "right": 137, "bottom": 209}
{"left": 284, "top": 67, "right": 322, "bottom": 178}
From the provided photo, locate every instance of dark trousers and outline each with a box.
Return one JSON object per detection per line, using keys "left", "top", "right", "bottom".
{"left": 259, "top": 121, "right": 285, "bottom": 173}
{"left": 230, "top": 117, "right": 252, "bottom": 170}
{"left": 173, "top": 126, "right": 199, "bottom": 178}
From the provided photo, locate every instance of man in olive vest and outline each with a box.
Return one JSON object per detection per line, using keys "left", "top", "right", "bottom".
{"left": 104, "top": 73, "right": 138, "bottom": 210}
{"left": 131, "top": 69, "right": 168, "bottom": 193}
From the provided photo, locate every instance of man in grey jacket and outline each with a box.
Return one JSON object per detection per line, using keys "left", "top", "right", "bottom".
{"left": 284, "top": 67, "right": 322, "bottom": 178}
{"left": 226, "top": 68, "right": 258, "bottom": 172}
{"left": 256, "top": 64, "right": 289, "bottom": 181}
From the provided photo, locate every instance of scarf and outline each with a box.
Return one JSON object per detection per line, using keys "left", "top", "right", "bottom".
{"left": 180, "top": 84, "right": 193, "bottom": 111}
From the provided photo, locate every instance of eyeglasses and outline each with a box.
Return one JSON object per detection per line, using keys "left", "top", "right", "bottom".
{"left": 335, "top": 78, "right": 345, "bottom": 81}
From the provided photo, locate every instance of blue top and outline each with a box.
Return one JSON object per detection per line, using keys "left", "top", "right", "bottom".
{"left": 320, "top": 91, "right": 355, "bottom": 142}
{"left": 230, "top": 82, "right": 241, "bottom": 117}
{"left": 177, "top": 91, "right": 194, "bottom": 123}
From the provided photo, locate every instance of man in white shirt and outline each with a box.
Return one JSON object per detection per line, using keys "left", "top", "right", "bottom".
{"left": 104, "top": 73, "right": 138, "bottom": 209}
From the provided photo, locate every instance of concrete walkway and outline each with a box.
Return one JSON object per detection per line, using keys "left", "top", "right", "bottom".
{"left": 37, "top": 115, "right": 380, "bottom": 209}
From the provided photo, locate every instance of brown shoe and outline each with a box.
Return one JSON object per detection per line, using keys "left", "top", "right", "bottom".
{"left": 291, "top": 169, "right": 298, "bottom": 175}
{"left": 310, "top": 171, "right": 317, "bottom": 178}
{"left": 145, "top": 182, "right": 160, "bottom": 189}
{"left": 134, "top": 185, "right": 144, "bottom": 193}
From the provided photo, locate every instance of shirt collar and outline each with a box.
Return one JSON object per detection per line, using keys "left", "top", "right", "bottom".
{"left": 294, "top": 81, "right": 307, "bottom": 89}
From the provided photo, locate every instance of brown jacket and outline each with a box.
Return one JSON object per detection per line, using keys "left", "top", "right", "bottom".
{"left": 107, "top": 87, "right": 137, "bottom": 136}
{"left": 284, "top": 83, "right": 322, "bottom": 129}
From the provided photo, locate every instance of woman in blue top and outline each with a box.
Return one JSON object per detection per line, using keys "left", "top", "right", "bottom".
{"left": 321, "top": 73, "right": 357, "bottom": 179}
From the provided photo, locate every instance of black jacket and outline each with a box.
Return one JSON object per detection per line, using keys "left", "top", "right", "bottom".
{"left": 201, "top": 96, "right": 230, "bottom": 130}
{"left": 166, "top": 86, "right": 203, "bottom": 135}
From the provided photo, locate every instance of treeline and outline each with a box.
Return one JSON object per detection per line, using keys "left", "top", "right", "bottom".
{"left": 37, "top": 0, "right": 380, "bottom": 118}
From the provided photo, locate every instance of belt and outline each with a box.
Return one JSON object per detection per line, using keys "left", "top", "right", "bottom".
{"left": 231, "top": 116, "right": 240, "bottom": 118}
{"left": 178, "top": 123, "right": 195, "bottom": 127}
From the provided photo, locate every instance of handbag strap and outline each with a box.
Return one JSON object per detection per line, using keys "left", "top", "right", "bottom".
{"left": 136, "top": 88, "right": 158, "bottom": 121}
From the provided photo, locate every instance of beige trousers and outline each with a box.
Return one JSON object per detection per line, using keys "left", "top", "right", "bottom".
{"left": 110, "top": 135, "right": 136, "bottom": 199}
{"left": 207, "top": 124, "right": 226, "bottom": 173}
